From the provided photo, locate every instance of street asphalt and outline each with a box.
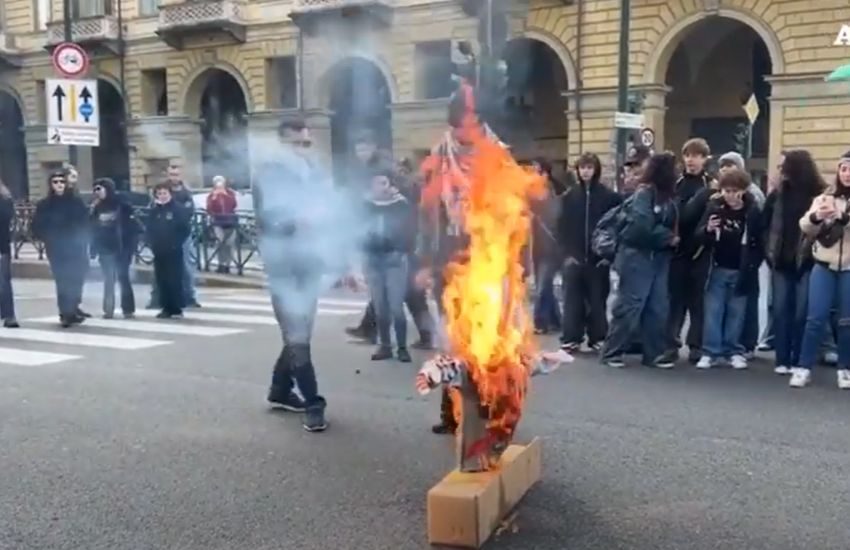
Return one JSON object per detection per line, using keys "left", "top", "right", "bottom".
{"left": 1, "top": 279, "right": 849, "bottom": 550}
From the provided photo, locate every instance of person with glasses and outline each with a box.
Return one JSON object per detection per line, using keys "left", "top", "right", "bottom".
{"left": 90, "top": 177, "right": 140, "bottom": 319}
{"left": 32, "top": 171, "right": 90, "bottom": 327}
{"left": 0, "top": 179, "right": 19, "bottom": 328}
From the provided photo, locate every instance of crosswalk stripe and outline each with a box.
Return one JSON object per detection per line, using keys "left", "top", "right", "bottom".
{"left": 317, "top": 308, "right": 363, "bottom": 315}
{"left": 26, "top": 317, "right": 247, "bottom": 337}
{"left": 215, "top": 294, "right": 368, "bottom": 309}
{"left": 318, "top": 298, "right": 369, "bottom": 308}
{"left": 135, "top": 310, "right": 279, "bottom": 325}
{"left": 195, "top": 300, "right": 274, "bottom": 312}
{"left": 212, "top": 294, "right": 271, "bottom": 303}
{"left": 0, "top": 328, "right": 168, "bottom": 350}
{"left": 0, "top": 346, "right": 81, "bottom": 366}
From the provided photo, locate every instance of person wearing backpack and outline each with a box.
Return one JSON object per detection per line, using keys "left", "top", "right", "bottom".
{"left": 558, "top": 152, "right": 621, "bottom": 351}
{"left": 600, "top": 152, "right": 679, "bottom": 368}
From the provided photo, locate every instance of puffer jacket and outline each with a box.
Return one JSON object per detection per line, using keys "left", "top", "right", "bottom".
{"left": 800, "top": 192, "right": 850, "bottom": 271}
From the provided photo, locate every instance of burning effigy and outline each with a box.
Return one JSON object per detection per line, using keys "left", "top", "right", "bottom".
{"left": 415, "top": 79, "right": 572, "bottom": 474}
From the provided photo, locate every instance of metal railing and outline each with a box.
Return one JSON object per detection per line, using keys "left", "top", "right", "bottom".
{"left": 11, "top": 204, "right": 261, "bottom": 277}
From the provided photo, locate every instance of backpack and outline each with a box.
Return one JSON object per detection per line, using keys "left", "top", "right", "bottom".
{"left": 591, "top": 194, "right": 635, "bottom": 261}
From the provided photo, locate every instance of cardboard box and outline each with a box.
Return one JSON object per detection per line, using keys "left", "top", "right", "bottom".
{"left": 427, "top": 438, "right": 542, "bottom": 548}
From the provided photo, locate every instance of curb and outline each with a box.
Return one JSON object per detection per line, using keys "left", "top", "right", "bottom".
{"left": 11, "top": 260, "right": 267, "bottom": 290}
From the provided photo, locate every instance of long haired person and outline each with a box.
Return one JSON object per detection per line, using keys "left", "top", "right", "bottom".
{"left": 791, "top": 151, "right": 850, "bottom": 388}
{"left": 762, "top": 150, "right": 824, "bottom": 376}
{"left": 0, "top": 179, "right": 18, "bottom": 328}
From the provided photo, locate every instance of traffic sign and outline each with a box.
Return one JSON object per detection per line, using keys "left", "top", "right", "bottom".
{"left": 46, "top": 78, "right": 100, "bottom": 147}
{"left": 614, "top": 111, "right": 645, "bottom": 129}
{"left": 743, "top": 94, "right": 760, "bottom": 125}
{"left": 640, "top": 127, "right": 655, "bottom": 147}
{"left": 51, "top": 43, "right": 89, "bottom": 78}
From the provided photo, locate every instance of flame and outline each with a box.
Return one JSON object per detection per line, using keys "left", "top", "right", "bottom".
{"left": 421, "top": 80, "right": 546, "bottom": 448}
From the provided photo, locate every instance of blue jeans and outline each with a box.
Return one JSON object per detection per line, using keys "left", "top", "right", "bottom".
{"left": 602, "top": 248, "right": 670, "bottom": 364}
{"left": 534, "top": 259, "right": 561, "bottom": 331}
{"left": 799, "top": 264, "right": 850, "bottom": 369}
{"left": 702, "top": 267, "right": 746, "bottom": 357}
{"left": 772, "top": 269, "right": 810, "bottom": 367}
{"left": 99, "top": 252, "right": 135, "bottom": 316}
{"left": 365, "top": 251, "right": 408, "bottom": 348}
{"left": 0, "top": 253, "right": 15, "bottom": 320}
{"left": 182, "top": 237, "right": 196, "bottom": 304}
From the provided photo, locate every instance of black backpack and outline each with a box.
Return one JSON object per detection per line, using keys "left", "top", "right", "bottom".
{"left": 591, "top": 194, "right": 636, "bottom": 261}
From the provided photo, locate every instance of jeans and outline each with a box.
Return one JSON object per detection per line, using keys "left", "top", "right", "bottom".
{"left": 182, "top": 237, "right": 197, "bottom": 304}
{"left": 667, "top": 254, "right": 709, "bottom": 351}
{"left": 772, "top": 269, "right": 810, "bottom": 367}
{"left": 213, "top": 226, "right": 235, "bottom": 268}
{"left": 799, "top": 264, "right": 850, "bottom": 369}
{"left": 702, "top": 267, "right": 746, "bottom": 357}
{"left": 153, "top": 248, "right": 184, "bottom": 315}
{"left": 759, "top": 269, "right": 774, "bottom": 347}
{"left": 561, "top": 260, "right": 609, "bottom": 345}
{"left": 740, "top": 280, "right": 760, "bottom": 352}
{"left": 365, "top": 251, "right": 409, "bottom": 348}
{"left": 47, "top": 247, "right": 87, "bottom": 317}
{"left": 0, "top": 253, "right": 15, "bottom": 320}
{"left": 99, "top": 252, "right": 135, "bottom": 316}
{"left": 534, "top": 258, "right": 561, "bottom": 332}
{"left": 602, "top": 248, "right": 670, "bottom": 364}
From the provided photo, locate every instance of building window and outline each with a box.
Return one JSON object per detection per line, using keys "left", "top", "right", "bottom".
{"left": 72, "top": 0, "right": 112, "bottom": 19}
{"left": 141, "top": 69, "right": 168, "bottom": 116}
{"left": 36, "top": 81, "right": 46, "bottom": 122}
{"left": 265, "top": 57, "right": 298, "bottom": 109}
{"left": 139, "top": 0, "right": 158, "bottom": 17}
{"left": 414, "top": 41, "right": 454, "bottom": 100}
{"left": 35, "top": 0, "right": 51, "bottom": 29}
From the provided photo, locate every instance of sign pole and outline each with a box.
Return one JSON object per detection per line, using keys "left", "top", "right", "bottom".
{"left": 62, "top": 0, "right": 78, "bottom": 167}
{"left": 614, "top": 0, "right": 631, "bottom": 191}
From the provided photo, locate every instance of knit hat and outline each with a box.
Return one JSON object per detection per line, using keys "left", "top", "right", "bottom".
{"left": 718, "top": 151, "right": 745, "bottom": 170}
{"left": 839, "top": 150, "right": 850, "bottom": 167}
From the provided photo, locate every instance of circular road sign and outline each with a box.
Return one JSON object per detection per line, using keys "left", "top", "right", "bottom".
{"left": 640, "top": 127, "right": 655, "bottom": 148}
{"left": 52, "top": 42, "right": 90, "bottom": 78}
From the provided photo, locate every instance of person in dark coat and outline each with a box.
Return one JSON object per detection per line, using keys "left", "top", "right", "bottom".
{"left": 90, "top": 177, "right": 140, "bottom": 319}
{"left": 146, "top": 182, "right": 190, "bottom": 319}
{"left": 32, "top": 170, "right": 90, "bottom": 327}
{"left": 557, "top": 152, "right": 621, "bottom": 350}
{"left": 531, "top": 157, "right": 565, "bottom": 335}
{"left": 0, "top": 179, "right": 19, "bottom": 328}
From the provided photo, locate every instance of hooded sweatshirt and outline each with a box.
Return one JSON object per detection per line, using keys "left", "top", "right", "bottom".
{"left": 557, "top": 172, "right": 621, "bottom": 264}
{"left": 32, "top": 184, "right": 89, "bottom": 254}
{"left": 90, "top": 179, "right": 138, "bottom": 257}
{"left": 674, "top": 171, "right": 711, "bottom": 258}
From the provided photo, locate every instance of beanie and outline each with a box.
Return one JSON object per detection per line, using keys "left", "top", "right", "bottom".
{"left": 718, "top": 151, "right": 745, "bottom": 171}
{"left": 839, "top": 150, "right": 850, "bottom": 167}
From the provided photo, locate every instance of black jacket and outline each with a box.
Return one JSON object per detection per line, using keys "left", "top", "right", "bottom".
{"left": 763, "top": 187, "right": 816, "bottom": 273}
{"left": 0, "top": 196, "right": 13, "bottom": 256}
{"left": 674, "top": 172, "right": 711, "bottom": 258}
{"left": 32, "top": 191, "right": 89, "bottom": 254}
{"left": 619, "top": 186, "right": 677, "bottom": 252}
{"left": 363, "top": 193, "right": 415, "bottom": 255}
{"left": 146, "top": 200, "right": 190, "bottom": 254}
{"left": 557, "top": 181, "right": 621, "bottom": 263}
{"left": 695, "top": 195, "right": 763, "bottom": 295}
{"left": 90, "top": 181, "right": 140, "bottom": 257}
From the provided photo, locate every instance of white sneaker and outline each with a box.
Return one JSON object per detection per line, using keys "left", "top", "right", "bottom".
{"left": 696, "top": 355, "right": 714, "bottom": 369}
{"left": 837, "top": 369, "right": 850, "bottom": 390}
{"left": 730, "top": 355, "right": 748, "bottom": 370}
{"left": 789, "top": 367, "right": 812, "bottom": 388}
{"left": 774, "top": 365, "right": 791, "bottom": 375}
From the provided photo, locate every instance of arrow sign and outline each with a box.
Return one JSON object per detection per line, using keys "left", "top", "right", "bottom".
{"left": 79, "top": 87, "right": 93, "bottom": 122}
{"left": 52, "top": 85, "right": 66, "bottom": 122}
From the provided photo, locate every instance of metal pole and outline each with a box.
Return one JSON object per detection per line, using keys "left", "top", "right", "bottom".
{"left": 614, "top": 0, "right": 630, "bottom": 190}
{"left": 62, "top": 0, "right": 78, "bottom": 167}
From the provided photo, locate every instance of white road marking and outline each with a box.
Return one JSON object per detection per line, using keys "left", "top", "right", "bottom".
{"left": 316, "top": 308, "right": 363, "bottom": 315}
{"left": 195, "top": 300, "right": 274, "bottom": 312}
{"left": 135, "top": 310, "right": 279, "bottom": 325}
{"left": 0, "top": 328, "right": 168, "bottom": 350}
{"left": 0, "top": 346, "right": 81, "bottom": 366}
{"left": 26, "top": 317, "right": 247, "bottom": 337}
{"left": 215, "top": 294, "right": 368, "bottom": 309}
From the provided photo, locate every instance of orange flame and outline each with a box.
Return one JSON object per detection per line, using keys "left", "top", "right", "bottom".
{"left": 421, "top": 80, "right": 546, "bottom": 446}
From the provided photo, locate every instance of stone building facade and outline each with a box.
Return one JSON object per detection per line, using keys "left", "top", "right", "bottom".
{"left": 0, "top": 0, "right": 849, "bottom": 198}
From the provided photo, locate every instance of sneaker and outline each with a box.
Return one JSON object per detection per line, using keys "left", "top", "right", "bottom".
{"left": 774, "top": 365, "right": 791, "bottom": 375}
{"left": 267, "top": 390, "right": 306, "bottom": 412}
{"left": 687, "top": 348, "right": 701, "bottom": 364}
{"left": 789, "top": 367, "right": 812, "bottom": 388}
{"left": 696, "top": 355, "right": 714, "bottom": 369}
{"left": 371, "top": 346, "right": 393, "bottom": 361}
{"left": 730, "top": 354, "right": 748, "bottom": 370}
{"left": 652, "top": 356, "right": 675, "bottom": 369}
{"left": 431, "top": 422, "right": 456, "bottom": 435}
{"left": 76, "top": 308, "right": 92, "bottom": 318}
{"left": 589, "top": 342, "right": 603, "bottom": 353}
{"left": 603, "top": 356, "right": 625, "bottom": 368}
{"left": 837, "top": 369, "right": 850, "bottom": 390}
{"left": 397, "top": 347, "right": 412, "bottom": 363}
{"left": 302, "top": 402, "right": 328, "bottom": 433}
{"left": 155, "top": 311, "right": 171, "bottom": 319}
{"left": 756, "top": 342, "right": 774, "bottom": 352}
{"left": 824, "top": 351, "right": 839, "bottom": 366}
{"left": 561, "top": 341, "right": 581, "bottom": 353}
{"left": 2, "top": 319, "right": 19, "bottom": 329}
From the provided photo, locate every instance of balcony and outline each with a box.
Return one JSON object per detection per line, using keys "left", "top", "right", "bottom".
{"left": 290, "top": 0, "right": 393, "bottom": 29}
{"left": 156, "top": 0, "right": 247, "bottom": 50}
{"left": 0, "top": 32, "right": 22, "bottom": 69}
{"left": 45, "top": 15, "right": 121, "bottom": 55}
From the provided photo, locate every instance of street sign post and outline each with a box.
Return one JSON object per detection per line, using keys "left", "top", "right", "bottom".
{"left": 640, "top": 127, "right": 655, "bottom": 147}
{"left": 614, "top": 111, "right": 645, "bottom": 130}
{"left": 46, "top": 78, "right": 100, "bottom": 147}
{"left": 51, "top": 42, "right": 89, "bottom": 79}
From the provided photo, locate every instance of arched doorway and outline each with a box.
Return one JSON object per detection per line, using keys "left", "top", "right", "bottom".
{"left": 0, "top": 91, "right": 29, "bottom": 199}
{"left": 93, "top": 80, "right": 130, "bottom": 191}
{"left": 326, "top": 57, "right": 393, "bottom": 183}
{"left": 501, "top": 38, "right": 569, "bottom": 166}
{"left": 193, "top": 69, "right": 249, "bottom": 189}
{"left": 661, "top": 17, "right": 774, "bottom": 181}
